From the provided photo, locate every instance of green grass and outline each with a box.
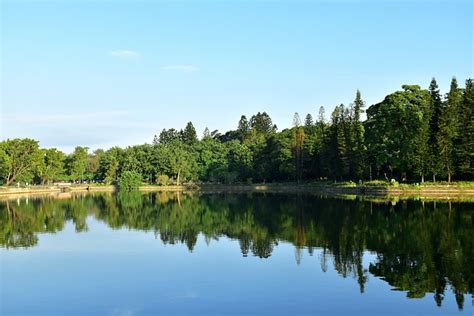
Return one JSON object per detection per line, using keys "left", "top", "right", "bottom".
{"left": 332, "top": 181, "right": 358, "bottom": 188}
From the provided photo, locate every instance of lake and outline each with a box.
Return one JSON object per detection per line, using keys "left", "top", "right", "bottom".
{"left": 0, "top": 192, "right": 472, "bottom": 315}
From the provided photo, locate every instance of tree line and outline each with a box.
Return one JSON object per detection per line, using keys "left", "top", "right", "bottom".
{"left": 0, "top": 77, "right": 472, "bottom": 186}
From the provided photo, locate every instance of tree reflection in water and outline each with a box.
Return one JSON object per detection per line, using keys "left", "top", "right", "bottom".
{"left": 0, "top": 192, "right": 472, "bottom": 309}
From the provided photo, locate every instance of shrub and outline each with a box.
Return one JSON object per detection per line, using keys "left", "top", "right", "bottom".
{"left": 334, "top": 181, "right": 357, "bottom": 188}
{"left": 185, "top": 182, "right": 200, "bottom": 190}
{"left": 156, "top": 174, "right": 169, "bottom": 186}
{"left": 364, "top": 180, "right": 390, "bottom": 187}
{"left": 119, "top": 171, "right": 142, "bottom": 191}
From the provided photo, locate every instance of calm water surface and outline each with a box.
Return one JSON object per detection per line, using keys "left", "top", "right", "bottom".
{"left": 0, "top": 192, "right": 472, "bottom": 315}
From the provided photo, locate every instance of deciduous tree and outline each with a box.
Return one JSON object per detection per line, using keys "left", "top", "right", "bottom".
{"left": 0, "top": 138, "right": 42, "bottom": 185}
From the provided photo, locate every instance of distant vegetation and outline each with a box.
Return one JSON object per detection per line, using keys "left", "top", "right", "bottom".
{"left": 0, "top": 77, "right": 472, "bottom": 186}
{"left": 119, "top": 171, "right": 142, "bottom": 191}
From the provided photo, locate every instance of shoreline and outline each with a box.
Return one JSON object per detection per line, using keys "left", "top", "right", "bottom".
{"left": 1, "top": 183, "right": 473, "bottom": 200}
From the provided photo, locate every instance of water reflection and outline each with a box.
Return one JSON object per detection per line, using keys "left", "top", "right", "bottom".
{"left": 0, "top": 192, "right": 472, "bottom": 309}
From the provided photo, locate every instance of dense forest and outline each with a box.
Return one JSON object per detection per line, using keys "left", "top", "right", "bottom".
{"left": 0, "top": 192, "right": 472, "bottom": 309}
{"left": 0, "top": 77, "right": 473, "bottom": 186}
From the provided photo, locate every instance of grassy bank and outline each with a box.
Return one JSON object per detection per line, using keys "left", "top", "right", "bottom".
{"left": 200, "top": 181, "right": 474, "bottom": 195}
{"left": 0, "top": 184, "right": 192, "bottom": 196}
{"left": 328, "top": 180, "right": 474, "bottom": 193}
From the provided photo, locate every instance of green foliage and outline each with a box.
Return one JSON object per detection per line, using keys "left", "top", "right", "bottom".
{"left": 237, "top": 115, "right": 251, "bottom": 142}
{"left": 158, "top": 128, "right": 180, "bottom": 144}
{"left": 209, "top": 166, "right": 238, "bottom": 184}
{"left": 66, "top": 146, "right": 89, "bottom": 182}
{"left": 326, "top": 104, "right": 351, "bottom": 180}
{"left": 0, "top": 138, "right": 42, "bottom": 185}
{"left": 156, "top": 174, "right": 169, "bottom": 186}
{"left": 293, "top": 126, "right": 305, "bottom": 181}
{"left": 363, "top": 180, "right": 390, "bottom": 187}
{"left": 226, "top": 140, "right": 253, "bottom": 180}
{"left": 366, "top": 85, "right": 431, "bottom": 180}
{"left": 182, "top": 121, "right": 198, "bottom": 144}
{"left": 428, "top": 78, "right": 443, "bottom": 180}
{"left": 250, "top": 112, "right": 277, "bottom": 135}
{"left": 304, "top": 113, "right": 314, "bottom": 127}
{"left": 87, "top": 149, "right": 104, "bottom": 180}
{"left": 98, "top": 147, "right": 122, "bottom": 184}
{"left": 456, "top": 79, "right": 474, "bottom": 179}
{"left": 194, "top": 137, "right": 228, "bottom": 180}
{"left": 0, "top": 146, "right": 12, "bottom": 184}
{"left": 437, "top": 78, "right": 461, "bottom": 182}
{"left": 37, "top": 148, "right": 65, "bottom": 184}
{"left": 119, "top": 171, "right": 142, "bottom": 191}
{"left": 166, "top": 141, "right": 197, "bottom": 185}
{"left": 351, "top": 90, "right": 366, "bottom": 179}
{"left": 333, "top": 181, "right": 357, "bottom": 187}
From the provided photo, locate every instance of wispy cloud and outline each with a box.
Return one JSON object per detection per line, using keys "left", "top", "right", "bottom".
{"left": 162, "top": 64, "right": 199, "bottom": 72}
{"left": 109, "top": 50, "right": 140, "bottom": 59}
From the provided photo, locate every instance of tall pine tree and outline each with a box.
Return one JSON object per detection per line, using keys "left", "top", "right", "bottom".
{"left": 237, "top": 115, "right": 250, "bottom": 142}
{"left": 304, "top": 114, "right": 314, "bottom": 127}
{"left": 328, "top": 105, "right": 349, "bottom": 180}
{"left": 437, "top": 78, "right": 461, "bottom": 182}
{"left": 292, "top": 113, "right": 305, "bottom": 181}
{"left": 351, "top": 90, "right": 366, "bottom": 179}
{"left": 457, "top": 79, "right": 474, "bottom": 179}
{"left": 182, "top": 122, "right": 198, "bottom": 145}
{"left": 428, "top": 78, "right": 443, "bottom": 181}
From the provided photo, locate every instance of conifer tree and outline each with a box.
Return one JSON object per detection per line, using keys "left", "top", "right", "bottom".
{"left": 328, "top": 105, "right": 349, "bottom": 180}
{"left": 292, "top": 113, "right": 305, "bottom": 181}
{"left": 182, "top": 122, "right": 198, "bottom": 145}
{"left": 437, "top": 78, "right": 461, "bottom": 182}
{"left": 351, "top": 90, "right": 366, "bottom": 179}
{"left": 152, "top": 135, "right": 159, "bottom": 146}
{"left": 457, "top": 79, "right": 474, "bottom": 179}
{"left": 203, "top": 127, "right": 211, "bottom": 139}
{"left": 318, "top": 106, "right": 326, "bottom": 124}
{"left": 304, "top": 114, "right": 314, "bottom": 127}
{"left": 413, "top": 116, "right": 431, "bottom": 183}
{"left": 428, "top": 78, "right": 443, "bottom": 181}
{"left": 237, "top": 115, "right": 250, "bottom": 142}
{"left": 293, "top": 112, "right": 301, "bottom": 127}
{"left": 250, "top": 112, "right": 276, "bottom": 135}
{"left": 411, "top": 86, "right": 432, "bottom": 183}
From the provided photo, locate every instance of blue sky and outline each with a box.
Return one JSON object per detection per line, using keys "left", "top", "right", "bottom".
{"left": 1, "top": 0, "right": 472, "bottom": 152}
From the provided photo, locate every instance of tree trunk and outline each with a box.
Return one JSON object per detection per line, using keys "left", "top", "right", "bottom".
{"left": 421, "top": 175, "right": 424, "bottom": 183}
{"left": 6, "top": 175, "right": 14, "bottom": 186}
{"left": 433, "top": 174, "right": 436, "bottom": 182}
{"left": 448, "top": 172, "right": 451, "bottom": 183}
{"left": 176, "top": 169, "right": 181, "bottom": 186}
